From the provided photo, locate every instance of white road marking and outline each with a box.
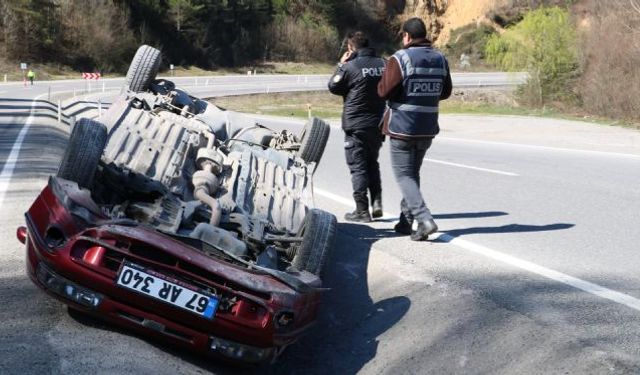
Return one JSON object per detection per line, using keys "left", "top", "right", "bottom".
{"left": 425, "top": 158, "right": 519, "bottom": 176}
{"left": 440, "top": 136, "right": 640, "bottom": 159}
{"left": 314, "top": 187, "right": 640, "bottom": 313}
{"left": 314, "top": 187, "right": 354, "bottom": 207}
{"left": 0, "top": 93, "right": 45, "bottom": 210}
{"left": 433, "top": 232, "right": 640, "bottom": 312}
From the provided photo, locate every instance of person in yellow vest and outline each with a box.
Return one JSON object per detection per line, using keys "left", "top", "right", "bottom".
{"left": 27, "top": 69, "right": 35, "bottom": 85}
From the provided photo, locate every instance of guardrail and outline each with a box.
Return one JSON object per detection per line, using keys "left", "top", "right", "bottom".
{"left": 32, "top": 72, "right": 527, "bottom": 125}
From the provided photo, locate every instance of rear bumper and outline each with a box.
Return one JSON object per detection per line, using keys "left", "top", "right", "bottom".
{"left": 22, "top": 218, "right": 317, "bottom": 364}
{"left": 26, "top": 250, "right": 278, "bottom": 363}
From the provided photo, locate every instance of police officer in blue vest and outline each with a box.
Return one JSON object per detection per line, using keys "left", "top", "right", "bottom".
{"left": 378, "top": 18, "right": 452, "bottom": 241}
{"left": 328, "top": 31, "right": 386, "bottom": 222}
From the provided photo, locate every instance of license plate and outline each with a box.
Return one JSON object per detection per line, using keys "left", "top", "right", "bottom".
{"left": 116, "top": 262, "right": 218, "bottom": 319}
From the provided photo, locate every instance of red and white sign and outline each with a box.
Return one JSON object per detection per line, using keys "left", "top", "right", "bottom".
{"left": 82, "top": 72, "right": 101, "bottom": 80}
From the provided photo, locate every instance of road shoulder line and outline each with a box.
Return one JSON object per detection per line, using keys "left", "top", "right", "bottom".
{"left": 0, "top": 93, "right": 46, "bottom": 210}
{"left": 314, "top": 187, "right": 640, "bottom": 313}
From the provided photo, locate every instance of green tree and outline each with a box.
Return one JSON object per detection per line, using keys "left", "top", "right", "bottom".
{"left": 485, "top": 6, "right": 579, "bottom": 106}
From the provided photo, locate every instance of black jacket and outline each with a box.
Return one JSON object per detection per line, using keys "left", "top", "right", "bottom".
{"left": 328, "top": 48, "right": 386, "bottom": 132}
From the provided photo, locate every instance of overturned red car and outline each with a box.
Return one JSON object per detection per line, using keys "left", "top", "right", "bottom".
{"left": 17, "top": 45, "right": 335, "bottom": 364}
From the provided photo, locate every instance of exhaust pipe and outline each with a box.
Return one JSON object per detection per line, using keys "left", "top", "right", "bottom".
{"left": 192, "top": 160, "right": 222, "bottom": 226}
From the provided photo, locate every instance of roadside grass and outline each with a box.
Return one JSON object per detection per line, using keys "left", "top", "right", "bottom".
{"left": 212, "top": 90, "right": 636, "bottom": 128}
{"left": 212, "top": 91, "right": 344, "bottom": 119}
{"left": 165, "top": 61, "right": 334, "bottom": 77}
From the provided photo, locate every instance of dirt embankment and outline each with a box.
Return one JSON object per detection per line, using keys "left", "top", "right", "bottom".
{"left": 389, "top": 0, "right": 507, "bottom": 45}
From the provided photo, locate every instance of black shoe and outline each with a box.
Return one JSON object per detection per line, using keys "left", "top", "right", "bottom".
{"left": 371, "top": 197, "right": 383, "bottom": 219}
{"left": 410, "top": 219, "right": 439, "bottom": 241}
{"left": 394, "top": 213, "right": 413, "bottom": 235}
{"left": 344, "top": 210, "right": 372, "bottom": 223}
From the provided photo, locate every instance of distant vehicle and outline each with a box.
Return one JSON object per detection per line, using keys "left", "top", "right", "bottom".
{"left": 17, "top": 45, "right": 335, "bottom": 364}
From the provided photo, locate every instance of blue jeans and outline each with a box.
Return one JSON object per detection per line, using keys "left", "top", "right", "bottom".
{"left": 390, "top": 137, "right": 433, "bottom": 223}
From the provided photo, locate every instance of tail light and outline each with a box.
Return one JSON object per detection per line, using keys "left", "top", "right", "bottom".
{"left": 82, "top": 246, "right": 107, "bottom": 266}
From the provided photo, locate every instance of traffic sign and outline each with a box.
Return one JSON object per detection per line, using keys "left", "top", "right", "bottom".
{"left": 20, "top": 63, "right": 27, "bottom": 70}
{"left": 82, "top": 72, "right": 101, "bottom": 80}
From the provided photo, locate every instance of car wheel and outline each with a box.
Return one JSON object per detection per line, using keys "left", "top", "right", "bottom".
{"left": 57, "top": 118, "right": 107, "bottom": 189}
{"left": 291, "top": 209, "right": 337, "bottom": 276}
{"left": 124, "top": 45, "right": 162, "bottom": 93}
{"left": 296, "top": 117, "right": 330, "bottom": 165}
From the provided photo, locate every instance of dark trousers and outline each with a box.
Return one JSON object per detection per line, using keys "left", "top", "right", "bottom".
{"left": 344, "top": 128, "right": 383, "bottom": 211}
{"left": 390, "top": 137, "right": 433, "bottom": 223}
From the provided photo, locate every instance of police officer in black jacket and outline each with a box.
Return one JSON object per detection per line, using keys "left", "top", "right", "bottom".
{"left": 328, "top": 31, "right": 386, "bottom": 222}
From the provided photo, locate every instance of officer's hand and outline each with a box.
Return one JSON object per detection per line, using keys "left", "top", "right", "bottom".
{"left": 340, "top": 51, "right": 353, "bottom": 64}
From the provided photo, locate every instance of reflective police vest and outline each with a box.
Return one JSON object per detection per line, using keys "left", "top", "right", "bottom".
{"left": 387, "top": 47, "right": 447, "bottom": 138}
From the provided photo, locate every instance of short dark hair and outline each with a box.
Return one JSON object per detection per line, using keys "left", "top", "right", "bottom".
{"left": 402, "top": 17, "right": 427, "bottom": 39}
{"left": 347, "top": 31, "right": 369, "bottom": 49}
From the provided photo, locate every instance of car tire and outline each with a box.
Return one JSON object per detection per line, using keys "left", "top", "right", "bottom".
{"left": 57, "top": 118, "right": 107, "bottom": 189}
{"left": 296, "top": 117, "right": 330, "bottom": 165}
{"left": 124, "top": 45, "right": 162, "bottom": 93}
{"left": 292, "top": 209, "right": 337, "bottom": 276}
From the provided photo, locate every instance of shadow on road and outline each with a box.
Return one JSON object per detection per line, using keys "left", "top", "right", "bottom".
{"left": 442, "top": 223, "right": 574, "bottom": 238}
{"left": 268, "top": 222, "right": 410, "bottom": 374}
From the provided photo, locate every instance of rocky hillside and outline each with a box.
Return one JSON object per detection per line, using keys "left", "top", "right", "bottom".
{"left": 392, "top": 0, "right": 507, "bottom": 45}
{"left": 377, "top": 0, "right": 576, "bottom": 45}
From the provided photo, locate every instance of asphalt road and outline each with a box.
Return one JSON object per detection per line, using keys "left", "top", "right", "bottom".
{"left": 1, "top": 74, "right": 640, "bottom": 374}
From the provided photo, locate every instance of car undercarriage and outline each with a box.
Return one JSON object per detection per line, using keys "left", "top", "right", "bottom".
{"left": 18, "top": 45, "right": 337, "bottom": 364}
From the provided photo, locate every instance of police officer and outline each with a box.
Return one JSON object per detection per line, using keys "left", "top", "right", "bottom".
{"left": 328, "top": 31, "right": 386, "bottom": 222}
{"left": 377, "top": 18, "right": 452, "bottom": 241}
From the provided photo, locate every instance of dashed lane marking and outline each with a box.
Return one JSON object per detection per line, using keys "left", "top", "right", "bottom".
{"left": 425, "top": 158, "right": 519, "bottom": 176}
{"left": 314, "top": 187, "right": 640, "bottom": 313}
